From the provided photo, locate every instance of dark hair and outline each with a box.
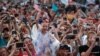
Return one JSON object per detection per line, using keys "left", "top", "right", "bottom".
{"left": 56, "top": 45, "right": 70, "bottom": 56}
{"left": 65, "top": 5, "right": 77, "bottom": 13}
{"left": 59, "top": 45, "right": 70, "bottom": 52}
{"left": 23, "top": 37, "right": 32, "bottom": 41}
{"left": 0, "top": 7, "right": 3, "bottom": 12}
{"left": 2, "top": 28, "right": 9, "bottom": 33}
{"left": 14, "top": 14, "right": 19, "bottom": 17}
{"left": 58, "top": 32, "right": 62, "bottom": 36}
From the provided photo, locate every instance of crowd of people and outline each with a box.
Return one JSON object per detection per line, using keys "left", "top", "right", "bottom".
{"left": 0, "top": 0, "right": 100, "bottom": 56}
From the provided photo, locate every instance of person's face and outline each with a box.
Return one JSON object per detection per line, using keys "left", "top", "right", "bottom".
{"left": 41, "top": 22, "right": 48, "bottom": 31}
{"left": 4, "top": 30, "right": 9, "bottom": 34}
{"left": 24, "top": 38, "right": 33, "bottom": 49}
{"left": 88, "top": 20, "right": 93, "bottom": 24}
{"left": 58, "top": 49, "right": 70, "bottom": 56}
{"left": 89, "top": 33, "right": 95, "bottom": 38}
{"left": 3, "top": 30, "right": 9, "bottom": 38}
{"left": 67, "top": 14, "right": 74, "bottom": 20}
{"left": 67, "top": 11, "right": 75, "bottom": 22}
{"left": 88, "top": 33, "right": 96, "bottom": 42}
{"left": 24, "top": 38, "right": 32, "bottom": 45}
{"left": 0, "top": 48, "right": 8, "bottom": 56}
{"left": 14, "top": 49, "right": 20, "bottom": 56}
{"left": 63, "top": 49, "right": 70, "bottom": 56}
{"left": 3, "top": 24, "right": 9, "bottom": 28}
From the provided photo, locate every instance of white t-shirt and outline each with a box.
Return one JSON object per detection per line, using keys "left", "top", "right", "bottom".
{"left": 33, "top": 29, "right": 57, "bottom": 56}
{"left": 50, "top": 34, "right": 60, "bottom": 56}
{"left": 31, "top": 24, "right": 38, "bottom": 44}
{"left": 81, "top": 35, "right": 87, "bottom": 45}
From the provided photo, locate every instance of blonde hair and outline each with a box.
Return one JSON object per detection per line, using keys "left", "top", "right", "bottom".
{"left": 87, "top": 31, "right": 97, "bottom": 39}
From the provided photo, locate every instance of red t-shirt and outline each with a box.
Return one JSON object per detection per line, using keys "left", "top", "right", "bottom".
{"left": 18, "top": 51, "right": 23, "bottom": 56}
{"left": 18, "top": 51, "right": 28, "bottom": 56}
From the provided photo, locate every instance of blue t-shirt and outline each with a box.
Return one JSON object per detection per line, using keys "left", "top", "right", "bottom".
{"left": 52, "top": 4, "right": 58, "bottom": 12}
{"left": 0, "top": 36, "right": 7, "bottom": 47}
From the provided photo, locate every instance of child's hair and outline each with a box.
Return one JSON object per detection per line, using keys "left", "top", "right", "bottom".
{"left": 65, "top": 5, "right": 77, "bottom": 13}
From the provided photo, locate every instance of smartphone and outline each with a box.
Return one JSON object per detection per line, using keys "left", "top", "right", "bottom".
{"left": 81, "top": 17, "right": 86, "bottom": 19}
{"left": 73, "top": 30, "right": 78, "bottom": 34}
{"left": 66, "top": 35, "right": 75, "bottom": 39}
{"left": 53, "top": 23, "right": 57, "bottom": 28}
{"left": 23, "top": 18, "right": 28, "bottom": 24}
{"left": 48, "top": 27, "right": 52, "bottom": 30}
{"left": 12, "top": 31, "right": 17, "bottom": 35}
{"left": 63, "top": 17, "right": 67, "bottom": 20}
{"left": 38, "top": 18, "right": 43, "bottom": 24}
{"left": 96, "top": 38, "right": 99, "bottom": 42}
{"left": 58, "top": 32, "right": 62, "bottom": 36}
{"left": 16, "top": 43, "right": 24, "bottom": 48}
